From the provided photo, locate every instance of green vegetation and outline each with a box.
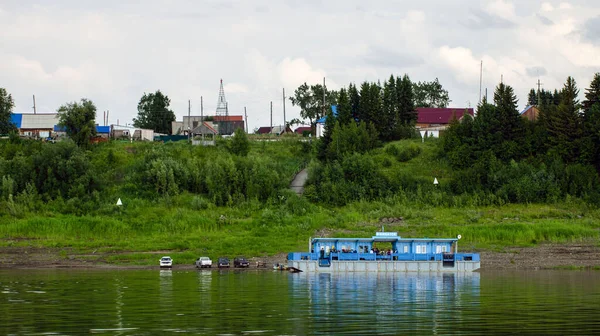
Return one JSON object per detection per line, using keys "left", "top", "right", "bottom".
{"left": 0, "top": 137, "right": 599, "bottom": 265}
{"left": 133, "top": 90, "right": 176, "bottom": 134}
{"left": 0, "top": 88, "right": 17, "bottom": 135}
{"left": 1, "top": 73, "right": 600, "bottom": 266}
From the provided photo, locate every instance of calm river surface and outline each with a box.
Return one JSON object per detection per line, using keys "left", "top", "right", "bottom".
{"left": 1, "top": 269, "right": 599, "bottom": 335}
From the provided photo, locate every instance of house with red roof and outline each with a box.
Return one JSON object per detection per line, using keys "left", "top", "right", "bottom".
{"left": 416, "top": 107, "right": 474, "bottom": 137}
{"left": 294, "top": 126, "right": 312, "bottom": 136}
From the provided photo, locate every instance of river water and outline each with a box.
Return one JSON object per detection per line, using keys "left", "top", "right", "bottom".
{"left": 0, "top": 269, "right": 599, "bottom": 335}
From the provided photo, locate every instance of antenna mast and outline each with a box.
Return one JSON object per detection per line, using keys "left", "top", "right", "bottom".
{"left": 215, "top": 79, "right": 227, "bottom": 116}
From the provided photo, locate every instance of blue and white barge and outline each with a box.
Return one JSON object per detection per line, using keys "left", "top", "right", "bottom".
{"left": 287, "top": 232, "right": 480, "bottom": 272}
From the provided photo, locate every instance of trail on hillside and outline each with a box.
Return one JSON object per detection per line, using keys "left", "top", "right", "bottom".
{"left": 290, "top": 168, "right": 308, "bottom": 195}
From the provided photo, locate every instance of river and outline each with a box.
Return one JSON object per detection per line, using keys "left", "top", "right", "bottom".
{"left": 1, "top": 269, "right": 599, "bottom": 335}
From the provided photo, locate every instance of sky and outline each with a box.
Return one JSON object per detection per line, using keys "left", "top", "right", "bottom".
{"left": 2, "top": 0, "right": 600, "bottom": 131}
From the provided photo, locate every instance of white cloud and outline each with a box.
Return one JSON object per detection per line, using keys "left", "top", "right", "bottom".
{"left": 486, "top": 0, "right": 516, "bottom": 20}
{"left": 541, "top": 2, "right": 554, "bottom": 12}
{"left": 406, "top": 10, "right": 425, "bottom": 23}
{"left": 2, "top": 1, "right": 600, "bottom": 128}
{"left": 277, "top": 57, "right": 332, "bottom": 90}
{"left": 559, "top": 2, "right": 573, "bottom": 10}
{"left": 224, "top": 83, "right": 249, "bottom": 94}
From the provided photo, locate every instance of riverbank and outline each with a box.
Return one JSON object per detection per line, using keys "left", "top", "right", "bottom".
{"left": 1, "top": 242, "right": 598, "bottom": 270}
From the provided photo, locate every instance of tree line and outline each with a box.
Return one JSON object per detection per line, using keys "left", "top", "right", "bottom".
{"left": 290, "top": 75, "right": 450, "bottom": 161}
{"left": 440, "top": 74, "right": 600, "bottom": 203}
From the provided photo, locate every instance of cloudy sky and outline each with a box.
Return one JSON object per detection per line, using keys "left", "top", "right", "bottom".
{"left": 2, "top": 0, "right": 600, "bottom": 131}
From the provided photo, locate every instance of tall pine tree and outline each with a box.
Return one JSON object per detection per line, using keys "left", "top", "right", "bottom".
{"left": 336, "top": 88, "right": 353, "bottom": 126}
{"left": 547, "top": 76, "right": 583, "bottom": 163}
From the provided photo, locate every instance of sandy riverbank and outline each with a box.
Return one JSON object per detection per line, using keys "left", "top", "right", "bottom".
{"left": 0, "top": 242, "right": 599, "bottom": 270}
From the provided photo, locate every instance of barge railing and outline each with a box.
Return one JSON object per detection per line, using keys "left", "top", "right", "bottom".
{"left": 288, "top": 252, "right": 479, "bottom": 262}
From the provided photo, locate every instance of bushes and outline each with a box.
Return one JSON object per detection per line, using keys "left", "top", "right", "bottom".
{"left": 385, "top": 143, "right": 422, "bottom": 162}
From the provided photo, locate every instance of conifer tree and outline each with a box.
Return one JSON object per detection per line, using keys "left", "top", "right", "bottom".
{"left": 336, "top": 88, "right": 353, "bottom": 126}
{"left": 547, "top": 76, "right": 583, "bottom": 163}
{"left": 381, "top": 76, "right": 397, "bottom": 141}
{"left": 581, "top": 74, "right": 600, "bottom": 168}
{"left": 348, "top": 83, "right": 361, "bottom": 122}
{"left": 527, "top": 88, "right": 537, "bottom": 106}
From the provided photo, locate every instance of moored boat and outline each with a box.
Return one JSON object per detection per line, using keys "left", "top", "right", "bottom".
{"left": 287, "top": 232, "right": 480, "bottom": 272}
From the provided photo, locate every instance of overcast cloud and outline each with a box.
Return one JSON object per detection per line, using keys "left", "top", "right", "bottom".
{"left": 2, "top": 0, "right": 600, "bottom": 130}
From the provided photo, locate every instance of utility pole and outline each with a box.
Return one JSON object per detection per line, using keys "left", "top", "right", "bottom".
{"left": 32, "top": 95, "right": 37, "bottom": 114}
{"left": 107, "top": 110, "right": 109, "bottom": 126}
{"left": 270, "top": 101, "right": 273, "bottom": 133}
{"left": 188, "top": 99, "right": 191, "bottom": 143}
{"left": 282, "top": 88, "right": 286, "bottom": 130}
{"left": 322, "top": 77, "right": 326, "bottom": 118}
{"left": 479, "top": 60, "right": 483, "bottom": 105}
{"left": 536, "top": 78, "right": 543, "bottom": 106}
{"left": 201, "top": 96, "right": 204, "bottom": 143}
{"left": 244, "top": 107, "right": 248, "bottom": 134}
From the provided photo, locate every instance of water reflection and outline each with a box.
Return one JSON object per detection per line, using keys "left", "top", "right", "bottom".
{"left": 1, "top": 270, "right": 599, "bottom": 335}
{"left": 289, "top": 272, "right": 480, "bottom": 334}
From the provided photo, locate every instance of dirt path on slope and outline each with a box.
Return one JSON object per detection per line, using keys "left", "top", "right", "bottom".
{"left": 290, "top": 168, "right": 308, "bottom": 195}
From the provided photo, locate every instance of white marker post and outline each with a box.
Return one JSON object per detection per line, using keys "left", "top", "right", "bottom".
{"left": 420, "top": 130, "right": 426, "bottom": 143}
{"left": 433, "top": 178, "right": 439, "bottom": 186}
{"left": 116, "top": 198, "right": 123, "bottom": 206}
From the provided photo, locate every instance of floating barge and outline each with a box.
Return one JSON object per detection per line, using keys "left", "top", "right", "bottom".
{"left": 287, "top": 232, "right": 480, "bottom": 272}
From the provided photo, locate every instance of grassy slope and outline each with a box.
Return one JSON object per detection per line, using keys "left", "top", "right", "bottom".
{"left": 1, "top": 138, "right": 599, "bottom": 265}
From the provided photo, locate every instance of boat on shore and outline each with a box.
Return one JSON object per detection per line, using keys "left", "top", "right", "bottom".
{"left": 287, "top": 232, "right": 480, "bottom": 272}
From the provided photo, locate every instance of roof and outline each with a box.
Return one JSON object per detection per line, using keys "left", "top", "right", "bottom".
{"left": 520, "top": 105, "right": 534, "bottom": 115}
{"left": 11, "top": 113, "right": 58, "bottom": 129}
{"left": 191, "top": 122, "right": 218, "bottom": 135}
{"left": 213, "top": 115, "right": 244, "bottom": 122}
{"left": 10, "top": 114, "right": 22, "bottom": 128}
{"left": 316, "top": 105, "right": 338, "bottom": 124}
{"left": 96, "top": 126, "right": 110, "bottom": 133}
{"left": 416, "top": 108, "right": 474, "bottom": 124}
{"left": 53, "top": 125, "right": 111, "bottom": 133}
{"left": 257, "top": 126, "right": 272, "bottom": 134}
{"left": 294, "top": 126, "right": 312, "bottom": 134}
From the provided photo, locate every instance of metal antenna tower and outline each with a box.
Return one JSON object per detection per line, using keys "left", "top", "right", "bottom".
{"left": 215, "top": 79, "right": 228, "bottom": 116}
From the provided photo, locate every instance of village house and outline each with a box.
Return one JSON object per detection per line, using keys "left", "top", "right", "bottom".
{"left": 294, "top": 126, "right": 312, "bottom": 136}
{"left": 416, "top": 107, "right": 474, "bottom": 138}
{"left": 172, "top": 115, "right": 244, "bottom": 136}
{"left": 520, "top": 105, "right": 539, "bottom": 121}
{"left": 10, "top": 113, "right": 59, "bottom": 138}
{"left": 256, "top": 125, "right": 292, "bottom": 135}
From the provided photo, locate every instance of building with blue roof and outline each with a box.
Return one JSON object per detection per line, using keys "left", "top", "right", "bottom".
{"left": 315, "top": 105, "right": 337, "bottom": 138}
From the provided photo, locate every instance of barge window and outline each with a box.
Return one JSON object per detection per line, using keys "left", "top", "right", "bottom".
{"left": 403, "top": 246, "right": 408, "bottom": 253}
{"left": 416, "top": 245, "right": 426, "bottom": 254}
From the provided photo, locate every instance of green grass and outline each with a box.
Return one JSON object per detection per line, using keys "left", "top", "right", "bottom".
{"left": 1, "top": 138, "right": 599, "bottom": 266}
{"left": 1, "top": 197, "right": 599, "bottom": 265}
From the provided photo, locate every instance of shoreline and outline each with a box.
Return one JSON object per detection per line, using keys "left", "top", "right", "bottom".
{"left": 1, "top": 242, "right": 599, "bottom": 271}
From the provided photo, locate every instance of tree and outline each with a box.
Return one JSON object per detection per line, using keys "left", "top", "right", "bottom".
{"left": 57, "top": 99, "right": 97, "bottom": 148}
{"left": 547, "top": 76, "right": 583, "bottom": 163}
{"left": 348, "top": 83, "right": 361, "bottom": 122}
{"left": 395, "top": 74, "right": 417, "bottom": 139}
{"left": 0, "top": 88, "right": 17, "bottom": 135}
{"left": 289, "top": 82, "right": 337, "bottom": 135}
{"left": 527, "top": 88, "right": 537, "bottom": 106}
{"left": 229, "top": 128, "right": 250, "bottom": 156}
{"left": 133, "top": 90, "right": 176, "bottom": 134}
{"left": 582, "top": 74, "right": 600, "bottom": 168}
{"left": 317, "top": 107, "right": 336, "bottom": 161}
{"left": 336, "top": 88, "right": 353, "bottom": 126}
{"left": 381, "top": 76, "right": 397, "bottom": 141}
{"left": 413, "top": 78, "right": 450, "bottom": 108}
